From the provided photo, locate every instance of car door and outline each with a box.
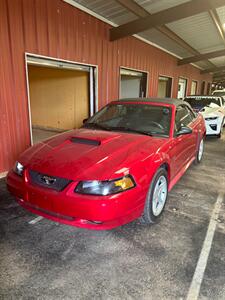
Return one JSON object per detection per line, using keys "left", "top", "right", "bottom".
{"left": 169, "top": 105, "right": 197, "bottom": 177}
{"left": 185, "top": 105, "right": 200, "bottom": 156}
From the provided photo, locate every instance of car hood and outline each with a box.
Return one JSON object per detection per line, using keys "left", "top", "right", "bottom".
{"left": 191, "top": 102, "right": 221, "bottom": 113}
{"left": 200, "top": 106, "right": 223, "bottom": 118}
{"left": 19, "top": 129, "right": 167, "bottom": 181}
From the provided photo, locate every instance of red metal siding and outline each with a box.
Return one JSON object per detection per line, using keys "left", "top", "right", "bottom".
{"left": 0, "top": 0, "right": 212, "bottom": 173}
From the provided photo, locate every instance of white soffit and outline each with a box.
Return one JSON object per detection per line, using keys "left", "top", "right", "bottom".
{"left": 139, "top": 28, "right": 191, "bottom": 58}
{"left": 196, "top": 60, "right": 215, "bottom": 69}
{"left": 167, "top": 12, "right": 225, "bottom": 53}
{"left": 209, "top": 56, "right": 225, "bottom": 67}
{"left": 216, "top": 6, "right": 225, "bottom": 24}
{"left": 74, "top": 0, "right": 136, "bottom": 25}
{"left": 134, "top": 0, "right": 191, "bottom": 14}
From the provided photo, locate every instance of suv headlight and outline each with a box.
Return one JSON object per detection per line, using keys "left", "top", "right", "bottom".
{"left": 205, "top": 116, "right": 218, "bottom": 121}
{"left": 75, "top": 175, "right": 136, "bottom": 196}
{"left": 13, "top": 161, "right": 24, "bottom": 176}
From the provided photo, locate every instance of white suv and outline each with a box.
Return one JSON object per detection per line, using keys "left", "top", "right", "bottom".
{"left": 184, "top": 96, "right": 225, "bottom": 138}
{"left": 212, "top": 89, "right": 225, "bottom": 100}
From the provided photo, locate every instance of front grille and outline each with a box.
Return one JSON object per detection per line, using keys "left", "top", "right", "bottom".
{"left": 29, "top": 170, "right": 72, "bottom": 191}
{"left": 209, "top": 124, "right": 217, "bottom": 131}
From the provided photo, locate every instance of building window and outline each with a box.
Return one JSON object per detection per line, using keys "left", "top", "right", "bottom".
{"left": 120, "top": 68, "right": 148, "bottom": 98}
{"left": 177, "top": 78, "right": 187, "bottom": 99}
{"left": 157, "top": 76, "right": 172, "bottom": 97}
{"left": 191, "top": 81, "right": 198, "bottom": 95}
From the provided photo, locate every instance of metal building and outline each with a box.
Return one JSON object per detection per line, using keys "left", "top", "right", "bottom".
{"left": 1, "top": 0, "right": 222, "bottom": 174}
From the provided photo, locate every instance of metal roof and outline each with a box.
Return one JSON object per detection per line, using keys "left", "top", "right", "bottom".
{"left": 65, "top": 0, "right": 225, "bottom": 82}
{"left": 133, "top": 0, "right": 191, "bottom": 14}
{"left": 217, "top": 6, "right": 225, "bottom": 24}
{"left": 74, "top": 0, "right": 137, "bottom": 25}
{"left": 139, "top": 28, "right": 192, "bottom": 58}
{"left": 209, "top": 55, "right": 225, "bottom": 67}
{"left": 167, "top": 12, "right": 225, "bottom": 53}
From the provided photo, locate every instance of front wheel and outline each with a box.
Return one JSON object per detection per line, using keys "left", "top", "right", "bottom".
{"left": 195, "top": 137, "right": 204, "bottom": 164}
{"left": 140, "top": 168, "right": 168, "bottom": 224}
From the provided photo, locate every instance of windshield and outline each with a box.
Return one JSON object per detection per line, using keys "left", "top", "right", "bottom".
{"left": 184, "top": 97, "right": 221, "bottom": 110}
{"left": 83, "top": 103, "right": 172, "bottom": 137}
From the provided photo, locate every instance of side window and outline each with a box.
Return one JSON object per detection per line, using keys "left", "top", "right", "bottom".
{"left": 175, "top": 106, "right": 192, "bottom": 133}
{"left": 186, "top": 106, "right": 196, "bottom": 120}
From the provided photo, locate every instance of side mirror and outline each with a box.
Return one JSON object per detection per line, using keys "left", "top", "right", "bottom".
{"left": 83, "top": 118, "right": 88, "bottom": 124}
{"left": 176, "top": 126, "right": 192, "bottom": 136}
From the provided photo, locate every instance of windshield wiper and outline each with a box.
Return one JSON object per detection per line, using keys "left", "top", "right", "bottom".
{"left": 109, "top": 126, "right": 153, "bottom": 136}
{"left": 84, "top": 123, "right": 154, "bottom": 136}
{"left": 83, "top": 122, "right": 112, "bottom": 131}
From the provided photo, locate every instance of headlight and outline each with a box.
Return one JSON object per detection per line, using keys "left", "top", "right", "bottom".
{"left": 205, "top": 116, "right": 218, "bottom": 121}
{"left": 13, "top": 161, "right": 24, "bottom": 176}
{"left": 75, "top": 175, "right": 136, "bottom": 196}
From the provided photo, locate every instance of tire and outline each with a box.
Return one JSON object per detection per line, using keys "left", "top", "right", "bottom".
{"left": 194, "top": 137, "right": 204, "bottom": 164}
{"left": 140, "top": 168, "right": 168, "bottom": 224}
{"left": 217, "top": 132, "right": 221, "bottom": 138}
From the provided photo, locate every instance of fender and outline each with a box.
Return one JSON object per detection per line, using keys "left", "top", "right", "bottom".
{"left": 144, "top": 150, "right": 171, "bottom": 186}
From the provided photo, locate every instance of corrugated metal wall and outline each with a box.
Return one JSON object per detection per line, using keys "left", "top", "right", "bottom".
{"left": 0, "top": 0, "right": 212, "bottom": 173}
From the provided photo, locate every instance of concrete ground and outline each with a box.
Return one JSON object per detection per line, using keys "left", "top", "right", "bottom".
{"left": 32, "top": 128, "right": 64, "bottom": 144}
{"left": 0, "top": 133, "right": 224, "bottom": 300}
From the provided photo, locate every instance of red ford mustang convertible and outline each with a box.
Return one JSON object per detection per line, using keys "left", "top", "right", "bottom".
{"left": 7, "top": 98, "right": 206, "bottom": 230}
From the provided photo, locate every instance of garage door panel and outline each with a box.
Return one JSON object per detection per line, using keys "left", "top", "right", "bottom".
{"left": 28, "top": 66, "right": 89, "bottom": 131}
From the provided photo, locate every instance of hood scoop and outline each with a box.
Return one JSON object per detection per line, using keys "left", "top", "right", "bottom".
{"left": 70, "top": 137, "right": 101, "bottom": 146}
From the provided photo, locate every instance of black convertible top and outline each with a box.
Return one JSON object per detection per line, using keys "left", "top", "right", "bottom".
{"left": 114, "top": 97, "right": 187, "bottom": 107}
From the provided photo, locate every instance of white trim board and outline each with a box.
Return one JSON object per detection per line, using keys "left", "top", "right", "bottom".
{"left": 63, "top": 0, "right": 203, "bottom": 71}
{"left": 25, "top": 52, "right": 98, "bottom": 68}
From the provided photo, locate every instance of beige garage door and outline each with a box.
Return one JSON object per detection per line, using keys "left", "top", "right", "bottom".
{"left": 28, "top": 65, "right": 90, "bottom": 132}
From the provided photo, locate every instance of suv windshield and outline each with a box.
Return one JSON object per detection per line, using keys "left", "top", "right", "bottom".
{"left": 184, "top": 97, "right": 221, "bottom": 111}
{"left": 83, "top": 103, "right": 172, "bottom": 137}
{"left": 213, "top": 91, "right": 225, "bottom": 97}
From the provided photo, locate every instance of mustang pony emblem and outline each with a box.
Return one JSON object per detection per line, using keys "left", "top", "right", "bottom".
{"left": 40, "top": 175, "right": 56, "bottom": 185}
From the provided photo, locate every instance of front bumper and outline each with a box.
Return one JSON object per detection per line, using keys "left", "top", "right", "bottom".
{"left": 204, "top": 119, "right": 223, "bottom": 135}
{"left": 7, "top": 170, "right": 145, "bottom": 230}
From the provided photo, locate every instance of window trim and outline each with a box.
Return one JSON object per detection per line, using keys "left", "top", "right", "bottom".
{"left": 119, "top": 66, "right": 149, "bottom": 98}
{"left": 190, "top": 80, "right": 198, "bottom": 95}
{"left": 157, "top": 75, "right": 173, "bottom": 98}
{"left": 174, "top": 104, "right": 193, "bottom": 137}
{"left": 177, "top": 77, "right": 188, "bottom": 99}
